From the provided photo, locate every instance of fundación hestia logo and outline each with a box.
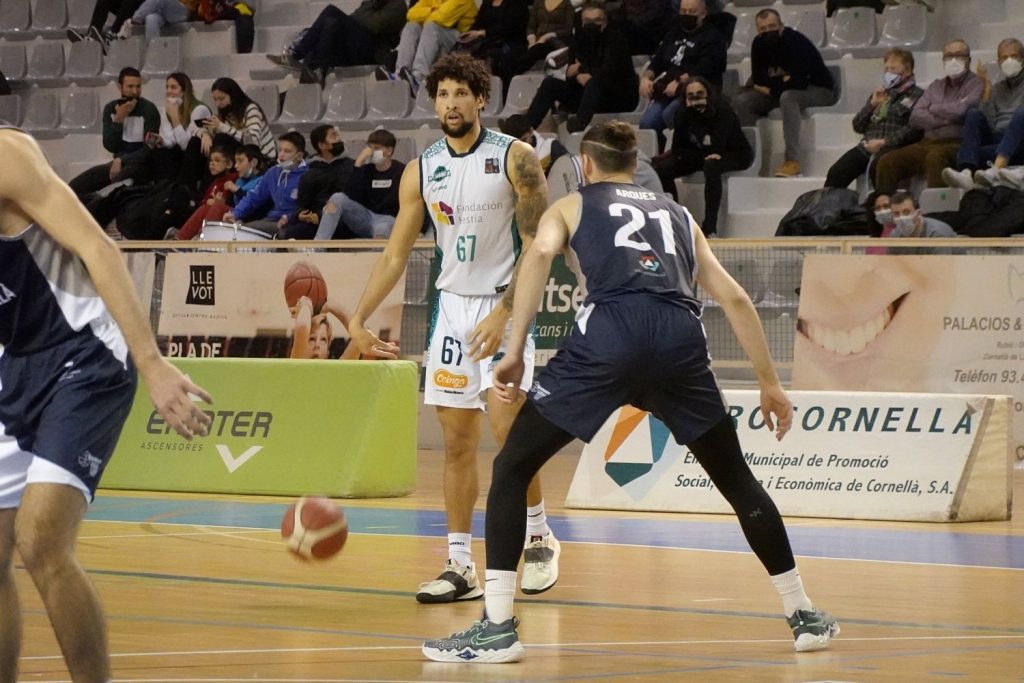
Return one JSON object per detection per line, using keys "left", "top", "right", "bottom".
{"left": 432, "top": 201, "right": 455, "bottom": 227}
{"left": 186, "top": 265, "right": 215, "bottom": 305}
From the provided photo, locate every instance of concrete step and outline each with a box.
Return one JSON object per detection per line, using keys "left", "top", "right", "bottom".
{"left": 721, "top": 210, "right": 787, "bottom": 239}
{"left": 726, "top": 176, "right": 826, "bottom": 212}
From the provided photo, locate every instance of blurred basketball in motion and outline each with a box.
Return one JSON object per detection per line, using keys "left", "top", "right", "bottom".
{"left": 284, "top": 261, "right": 327, "bottom": 314}
{"left": 280, "top": 496, "right": 348, "bottom": 561}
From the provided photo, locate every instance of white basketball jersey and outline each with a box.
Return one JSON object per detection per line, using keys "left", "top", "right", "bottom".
{"left": 420, "top": 129, "right": 519, "bottom": 296}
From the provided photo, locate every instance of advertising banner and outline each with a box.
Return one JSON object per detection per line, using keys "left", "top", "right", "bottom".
{"left": 157, "top": 252, "right": 404, "bottom": 359}
{"left": 566, "top": 391, "right": 1012, "bottom": 522}
{"left": 124, "top": 251, "right": 156, "bottom": 315}
{"left": 792, "top": 255, "right": 1024, "bottom": 467}
{"left": 103, "top": 358, "right": 419, "bottom": 497}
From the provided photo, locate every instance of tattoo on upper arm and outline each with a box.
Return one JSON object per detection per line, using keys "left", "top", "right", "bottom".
{"left": 512, "top": 145, "right": 547, "bottom": 239}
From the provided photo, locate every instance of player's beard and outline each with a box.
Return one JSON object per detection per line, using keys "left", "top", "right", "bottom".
{"left": 441, "top": 115, "right": 474, "bottom": 139}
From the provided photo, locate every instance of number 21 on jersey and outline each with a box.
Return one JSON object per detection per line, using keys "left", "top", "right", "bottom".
{"left": 610, "top": 203, "right": 677, "bottom": 254}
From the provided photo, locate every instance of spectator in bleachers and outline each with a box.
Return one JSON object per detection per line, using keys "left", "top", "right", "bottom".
{"left": 224, "top": 131, "right": 309, "bottom": 236}
{"left": 67, "top": 0, "right": 144, "bottom": 47}
{"left": 203, "top": 77, "right": 277, "bottom": 160}
{"left": 888, "top": 190, "right": 956, "bottom": 247}
{"left": 315, "top": 129, "right": 406, "bottom": 239}
{"left": 383, "top": 0, "right": 478, "bottom": 95}
{"left": 732, "top": 9, "right": 836, "bottom": 178}
{"left": 131, "top": 0, "right": 196, "bottom": 44}
{"left": 170, "top": 143, "right": 266, "bottom": 239}
{"left": 941, "top": 38, "right": 1024, "bottom": 190}
{"left": 875, "top": 39, "right": 983, "bottom": 194}
{"left": 157, "top": 72, "right": 212, "bottom": 164}
{"left": 279, "top": 125, "right": 356, "bottom": 239}
{"left": 69, "top": 67, "right": 161, "bottom": 197}
{"left": 826, "top": 0, "right": 884, "bottom": 16}
{"left": 824, "top": 49, "right": 923, "bottom": 190}
{"left": 638, "top": 0, "right": 727, "bottom": 150}
{"left": 452, "top": 0, "right": 529, "bottom": 92}
{"left": 499, "top": 114, "right": 568, "bottom": 175}
{"left": 512, "top": 0, "right": 575, "bottom": 76}
{"left": 196, "top": 0, "right": 256, "bottom": 53}
{"left": 611, "top": 0, "right": 674, "bottom": 56}
{"left": 526, "top": 2, "right": 639, "bottom": 134}
{"left": 167, "top": 142, "right": 238, "bottom": 239}
{"left": 650, "top": 77, "right": 751, "bottom": 236}
{"left": 268, "top": 0, "right": 407, "bottom": 83}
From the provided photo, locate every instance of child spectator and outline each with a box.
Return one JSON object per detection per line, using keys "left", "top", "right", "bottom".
{"left": 168, "top": 144, "right": 239, "bottom": 239}
{"left": 224, "top": 132, "right": 309, "bottom": 237}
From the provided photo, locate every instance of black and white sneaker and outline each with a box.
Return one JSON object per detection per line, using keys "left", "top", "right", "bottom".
{"left": 787, "top": 607, "right": 840, "bottom": 652}
{"left": 422, "top": 615, "right": 524, "bottom": 663}
{"left": 267, "top": 52, "right": 303, "bottom": 71}
{"left": 397, "top": 66, "right": 419, "bottom": 96}
{"left": 66, "top": 27, "right": 87, "bottom": 43}
{"left": 415, "top": 559, "right": 483, "bottom": 604}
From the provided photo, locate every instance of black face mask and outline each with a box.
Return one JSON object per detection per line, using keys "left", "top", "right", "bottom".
{"left": 581, "top": 23, "right": 602, "bottom": 39}
{"left": 678, "top": 14, "right": 699, "bottom": 32}
{"left": 687, "top": 100, "right": 708, "bottom": 114}
{"left": 759, "top": 30, "right": 782, "bottom": 49}
{"left": 329, "top": 141, "right": 345, "bottom": 157}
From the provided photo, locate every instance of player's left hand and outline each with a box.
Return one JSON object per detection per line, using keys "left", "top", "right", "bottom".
{"left": 492, "top": 354, "right": 525, "bottom": 404}
{"left": 142, "top": 359, "right": 213, "bottom": 440}
{"left": 468, "top": 305, "right": 509, "bottom": 361}
{"left": 760, "top": 383, "right": 793, "bottom": 442}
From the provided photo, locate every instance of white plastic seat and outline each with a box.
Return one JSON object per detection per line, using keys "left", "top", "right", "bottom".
{"left": 102, "top": 36, "right": 143, "bottom": 78}
{"left": 27, "top": 41, "right": 66, "bottom": 82}
{"left": 248, "top": 83, "right": 281, "bottom": 122}
{"left": 142, "top": 36, "right": 182, "bottom": 77}
{"left": 323, "top": 80, "right": 365, "bottom": 121}
{"left": 0, "top": 45, "right": 28, "bottom": 80}
{"left": 877, "top": 4, "right": 926, "bottom": 48}
{"left": 32, "top": 0, "right": 69, "bottom": 33}
{"left": 367, "top": 80, "right": 411, "bottom": 120}
{"left": 828, "top": 7, "right": 877, "bottom": 50}
{"left": 501, "top": 73, "right": 545, "bottom": 116}
{"left": 276, "top": 82, "right": 324, "bottom": 124}
{"left": 60, "top": 89, "right": 99, "bottom": 132}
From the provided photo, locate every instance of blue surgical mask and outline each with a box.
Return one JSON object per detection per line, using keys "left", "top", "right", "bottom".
{"left": 882, "top": 72, "right": 901, "bottom": 89}
{"left": 894, "top": 215, "right": 916, "bottom": 232}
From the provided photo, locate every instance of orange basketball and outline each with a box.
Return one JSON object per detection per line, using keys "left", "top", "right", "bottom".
{"left": 284, "top": 261, "right": 327, "bottom": 314}
{"left": 280, "top": 496, "right": 348, "bottom": 561}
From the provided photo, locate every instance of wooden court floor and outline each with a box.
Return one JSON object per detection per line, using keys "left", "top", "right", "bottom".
{"left": 17, "top": 449, "right": 1024, "bottom": 683}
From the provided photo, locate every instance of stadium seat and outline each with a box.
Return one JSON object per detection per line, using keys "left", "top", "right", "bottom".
{"left": 408, "top": 85, "right": 435, "bottom": 124}
{"left": 828, "top": 7, "right": 877, "bottom": 50}
{"left": 730, "top": 0, "right": 769, "bottom": 6}
{"left": 367, "top": 80, "right": 411, "bottom": 120}
{"left": 392, "top": 136, "right": 416, "bottom": 163}
{"left": 277, "top": 82, "right": 323, "bottom": 124}
{"left": 0, "top": 45, "right": 28, "bottom": 81}
{"left": 877, "top": 4, "right": 927, "bottom": 48}
{"left": 64, "top": 39, "right": 103, "bottom": 82}
{"left": 482, "top": 75, "right": 504, "bottom": 116}
{"left": 26, "top": 41, "right": 66, "bottom": 83}
{"left": 102, "top": 36, "right": 143, "bottom": 78}
{"left": 0, "top": 94, "right": 24, "bottom": 126}
{"left": 781, "top": 0, "right": 823, "bottom": 4}
{"left": 782, "top": 6, "right": 827, "bottom": 48}
{"left": 501, "top": 73, "right": 545, "bottom": 116}
{"left": 248, "top": 82, "right": 281, "bottom": 122}
{"left": 142, "top": 36, "right": 182, "bottom": 77}
{"left": 323, "top": 80, "right": 366, "bottom": 122}
{"left": 22, "top": 90, "right": 61, "bottom": 137}
{"left": 59, "top": 89, "right": 99, "bottom": 132}
{"left": 727, "top": 9, "right": 757, "bottom": 61}
{"left": 67, "top": 0, "right": 96, "bottom": 32}
{"left": 256, "top": 1, "right": 307, "bottom": 27}
{"left": 738, "top": 126, "right": 762, "bottom": 178}
{"left": 920, "top": 188, "right": 963, "bottom": 214}
{"left": 32, "top": 0, "right": 69, "bottom": 34}
{"left": 722, "top": 68, "right": 740, "bottom": 99}
{"left": 0, "top": 0, "right": 33, "bottom": 39}
{"left": 635, "top": 127, "right": 657, "bottom": 159}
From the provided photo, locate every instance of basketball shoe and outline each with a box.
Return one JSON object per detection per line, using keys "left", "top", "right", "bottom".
{"left": 786, "top": 607, "right": 840, "bottom": 652}
{"left": 422, "top": 614, "right": 523, "bottom": 663}
{"left": 415, "top": 559, "right": 483, "bottom": 604}
{"left": 521, "top": 532, "right": 560, "bottom": 594}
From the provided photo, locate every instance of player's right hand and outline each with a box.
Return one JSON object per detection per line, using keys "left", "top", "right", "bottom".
{"left": 348, "top": 323, "right": 399, "bottom": 359}
{"left": 143, "top": 359, "right": 213, "bottom": 440}
{"left": 492, "top": 354, "right": 525, "bottom": 404}
{"left": 759, "top": 383, "right": 793, "bottom": 442}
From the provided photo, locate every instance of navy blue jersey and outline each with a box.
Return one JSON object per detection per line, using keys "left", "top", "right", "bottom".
{"left": 570, "top": 182, "right": 701, "bottom": 313}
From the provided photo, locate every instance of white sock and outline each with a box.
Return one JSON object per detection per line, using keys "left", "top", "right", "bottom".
{"left": 771, "top": 567, "right": 813, "bottom": 616}
{"left": 484, "top": 569, "right": 517, "bottom": 623}
{"left": 526, "top": 500, "right": 550, "bottom": 538}
{"left": 448, "top": 533, "right": 472, "bottom": 567}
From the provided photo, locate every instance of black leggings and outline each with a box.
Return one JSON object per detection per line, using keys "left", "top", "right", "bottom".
{"left": 486, "top": 402, "right": 797, "bottom": 576}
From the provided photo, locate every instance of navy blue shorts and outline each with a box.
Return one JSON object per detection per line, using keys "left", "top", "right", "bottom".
{"left": 529, "top": 301, "right": 728, "bottom": 444}
{"left": 0, "top": 333, "right": 136, "bottom": 506}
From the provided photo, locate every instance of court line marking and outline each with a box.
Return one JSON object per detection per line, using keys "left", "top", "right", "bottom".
{"left": 22, "top": 634, "right": 1024, "bottom": 661}
{"left": 78, "top": 520, "right": 1024, "bottom": 572}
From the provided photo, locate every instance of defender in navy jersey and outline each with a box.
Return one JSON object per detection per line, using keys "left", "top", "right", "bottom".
{"left": 0, "top": 126, "right": 212, "bottom": 683}
{"left": 347, "top": 54, "right": 561, "bottom": 603}
{"left": 424, "top": 122, "right": 839, "bottom": 664}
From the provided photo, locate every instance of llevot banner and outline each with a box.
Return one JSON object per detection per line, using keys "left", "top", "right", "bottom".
{"left": 566, "top": 391, "right": 1012, "bottom": 522}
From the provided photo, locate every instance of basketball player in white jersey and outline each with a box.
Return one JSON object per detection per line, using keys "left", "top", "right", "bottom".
{"left": 347, "top": 53, "right": 560, "bottom": 602}
{"left": 0, "top": 126, "right": 212, "bottom": 682}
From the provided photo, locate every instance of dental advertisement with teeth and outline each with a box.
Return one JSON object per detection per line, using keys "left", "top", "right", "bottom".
{"left": 791, "top": 255, "right": 1024, "bottom": 470}
{"left": 566, "top": 392, "right": 1012, "bottom": 522}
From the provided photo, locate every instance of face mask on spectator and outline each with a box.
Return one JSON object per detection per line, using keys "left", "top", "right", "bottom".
{"left": 581, "top": 22, "right": 602, "bottom": 38}
{"left": 882, "top": 72, "right": 902, "bottom": 89}
{"left": 759, "top": 30, "right": 781, "bottom": 49}
{"left": 167, "top": 96, "right": 183, "bottom": 106}
{"left": 1001, "top": 57, "right": 1023, "bottom": 79}
{"left": 677, "top": 14, "right": 699, "bottom": 32}
{"left": 686, "top": 98, "right": 708, "bottom": 113}
{"left": 329, "top": 142, "right": 345, "bottom": 157}
{"left": 874, "top": 209, "right": 893, "bottom": 226}
{"left": 278, "top": 158, "right": 297, "bottom": 170}
{"left": 371, "top": 149, "right": 386, "bottom": 164}
{"left": 893, "top": 215, "right": 916, "bottom": 232}
{"left": 943, "top": 58, "right": 966, "bottom": 78}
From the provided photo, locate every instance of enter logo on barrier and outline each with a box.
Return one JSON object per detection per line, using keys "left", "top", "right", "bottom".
{"left": 217, "top": 444, "right": 263, "bottom": 473}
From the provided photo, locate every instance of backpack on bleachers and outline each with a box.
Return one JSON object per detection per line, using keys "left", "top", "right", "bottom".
{"left": 776, "top": 187, "right": 870, "bottom": 237}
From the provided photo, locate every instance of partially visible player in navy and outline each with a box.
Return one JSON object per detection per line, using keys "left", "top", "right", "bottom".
{"left": 0, "top": 126, "right": 212, "bottom": 683}
{"left": 423, "top": 121, "right": 839, "bottom": 664}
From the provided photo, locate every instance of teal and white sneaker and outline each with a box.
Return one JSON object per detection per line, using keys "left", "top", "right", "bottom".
{"left": 787, "top": 607, "right": 840, "bottom": 652}
{"left": 422, "top": 616, "right": 524, "bottom": 663}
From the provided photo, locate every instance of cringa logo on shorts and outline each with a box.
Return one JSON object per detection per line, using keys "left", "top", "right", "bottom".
{"left": 433, "top": 369, "right": 469, "bottom": 389}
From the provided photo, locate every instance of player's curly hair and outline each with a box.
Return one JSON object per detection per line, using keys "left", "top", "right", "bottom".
{"left": 425, "top": 52, "right": 492, "bottom": 102}
{"left": 580, "top": 120, "right": 637, "bottom": 174}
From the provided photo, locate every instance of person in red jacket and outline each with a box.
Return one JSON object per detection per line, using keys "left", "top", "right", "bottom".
{"left": 169, "top": 144, "right": 238, "bottom": 240}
